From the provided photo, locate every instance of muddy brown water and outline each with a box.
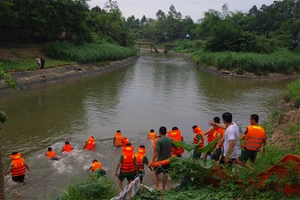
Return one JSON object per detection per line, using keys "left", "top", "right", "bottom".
{"left": 0, "top": 53, "right": 291, "bottom": 199}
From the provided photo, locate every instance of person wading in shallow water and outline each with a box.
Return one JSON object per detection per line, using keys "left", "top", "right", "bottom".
{"left": 5, "top": 152, "right": 31, "bottom": 183}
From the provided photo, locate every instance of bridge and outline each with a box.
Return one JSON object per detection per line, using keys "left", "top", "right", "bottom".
{"left": 135, "top": 43, "right": 159, "bottom": 53}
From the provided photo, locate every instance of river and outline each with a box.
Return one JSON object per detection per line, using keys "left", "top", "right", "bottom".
{"left": 0, "top": 53, "right": 289, "bottom": 199}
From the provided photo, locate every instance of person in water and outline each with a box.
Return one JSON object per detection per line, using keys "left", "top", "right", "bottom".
{"left": 46, "top": 147, "right": 59, "bottom": 160}
{"left": 62, "top": 141, "right": 73, "bottom": 152}
{"left": 115, "top": 143, "right": 137, "bottom": 189}
{"left": 113, "top": 130, "right": 123, "bottom": 147}
{"left": 5, "top": 152, "right": 31, "bottom": 183}
{"left": 87, "top": 159, "right": 106, "bottom": 179}
{"left": 148, "top": 129, "right": 157, "bottom": 140}
{"left": 83, "top": 136, "right": 95, "bottom": 151}
{"left": 135, "top": 145, "right": 149, "bottom": 184}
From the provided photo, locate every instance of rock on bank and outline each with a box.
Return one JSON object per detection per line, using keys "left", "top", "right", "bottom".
{"left": 0, "top": 56, "right": 139, "bottom": 93}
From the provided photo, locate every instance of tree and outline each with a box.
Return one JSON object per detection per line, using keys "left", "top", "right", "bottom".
{"left": 0, "top": 65, "right": 17, "bottom": 200}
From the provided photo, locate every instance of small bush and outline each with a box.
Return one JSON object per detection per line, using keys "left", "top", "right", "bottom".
{"left": 58, "top": 176, "right": 118, "bottom": 200}
{"left": 284, "top": 78, "right": 300, "bottom": 106}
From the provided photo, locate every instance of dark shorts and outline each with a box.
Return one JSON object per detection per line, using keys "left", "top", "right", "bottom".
{"left": 192, "top": 149, "right": 202, "bottom": 159}
{"left": 12, "top": 175, "right": 25, "bottom": 183}
{"left": 220, "top": 157, "right": 236, "bottom": 166}
{"left": 154, "top": 164, "right": 170, "bottom": 175}
{"left": 211, "top": 148, "right": 222, "bottom": 161}
{"left": 50, "top": 157, "right": 59, "bottom": 161}
{"left": 239, "top": 148, "right": 257, "bottom": 163}
{"left": 138, "top": 171, "right": 144, "bottom": 182}
{"left": 95, "top": 169, "right": 106, "bottom": 178}
{"left": 118, "top": 171, "right": 135, "bottom": 182}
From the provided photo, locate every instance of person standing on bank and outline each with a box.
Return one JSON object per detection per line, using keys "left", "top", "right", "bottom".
{"left": 236, "top": 114, "right": 266, "bottom": 169}
{"left": 150, "top": 126, "right": 174, "bottom": 190}
{"left": 41, "top": 56, "right": 45, "bottom": 69}
{"left": 210, "top": 112, "right": 241, "bottom": 165}
{"left": 5, "top": 152, "right": 31, "bottom": 183}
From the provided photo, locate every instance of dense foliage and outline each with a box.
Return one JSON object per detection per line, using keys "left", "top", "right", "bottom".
{"left": 284, "top": 78, "right": 300, "bottom": 106}
{"left": 45, "top": 40, "right": 137, "bottom": 63}
{"left": 127, "top": 1, "right": 300, "bottom": 53}
{"left": 0, "top": 0, "right": 134, "bottom": 46}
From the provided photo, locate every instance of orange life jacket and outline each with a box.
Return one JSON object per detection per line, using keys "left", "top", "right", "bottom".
{"left": 245, "top": 125, "right": 266, "bottom": 151}
{"left": 122, "top": 137, "right": 129, "bottom": 146}
{"left": 114, "top": 132, "right": 123, "bottom": 147}
{"left": 91, "top": 161, "right": 103, "bottom": 172}
{"left": 135, "top": 147, "right": 146, "bottom": 171}
{"left": 151, "top": 159, "right": 170, "bottom": 167}
{"left": 46, "top": 151, "right": 57, "bottom": 159}
{"left": 121, "top": 146, "right": 135, "bottom": 173}
{"left": 193, "top": 126, "right": 204, "bottom": 149}
{"left": 168, "top": 130, "right": 184, "bottom": 156}
{"left": 148, "top": 132, "right": 157, "bottom": 140}
{"left": 10, "top": 153, "right": 26, "bottom": 177}
{"left": 216, "top": 128, "right": 225, "bottom": 148}
{"left": 85, "top": 137, "right": 95, "bottom": 150}
{"left": 63, "top": 144, "right": 73, "bottom": 152}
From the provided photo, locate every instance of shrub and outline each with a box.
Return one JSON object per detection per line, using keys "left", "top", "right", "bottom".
{"left": 284, "top": 78, "right": 300, "bottom": 106}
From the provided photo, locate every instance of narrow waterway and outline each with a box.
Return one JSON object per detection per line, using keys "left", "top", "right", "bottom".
{"left": 0, "top": 53, "right": 289, "bottom": 199}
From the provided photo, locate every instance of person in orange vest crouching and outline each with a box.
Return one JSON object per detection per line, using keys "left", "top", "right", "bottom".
{"left": 135, "top": 145, "right": 149, "bottom": 184}
{"left": 192, "top": 125, "right": 204, "bottom": 159}
{"left": 83, "top": 136, "right": 95, "bottom": 151}
{"left": 236, "top": 114, "right": 266, "bottom": 169}
{"left": 5, "top": 152, "right": 31, "bottom": 183}
{"left": 113, "top": 130, "right": 123, "bottom": 147}
{"left": 114, "top": 143, "right": 137, "bottom": 189}
{"left": 62, "top": 141, "right": 73, "bottom": 153}
{"left": 167, "top": 127, "right": 184, "bottom": 157}
{"left": 147, "top": 129, "right": 157, "bottom": 140}
{"left": 204, "top": 117, "right": 225, "bottom": 162}
{"left": 87, "top": 159, "right": 106, "bottom": 179}
{"left": 46, "top": 147, "right": 59, "bottom": 160}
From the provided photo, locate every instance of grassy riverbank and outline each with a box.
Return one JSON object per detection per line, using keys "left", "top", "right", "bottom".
{"left": 0, "top": 40, "right": 137, "bottom": 71}
{"left": 46, "top": 40, "right": 138, "bottom": 63}
{"left": 171, "top": 39, "right": 300, "bottom": 75}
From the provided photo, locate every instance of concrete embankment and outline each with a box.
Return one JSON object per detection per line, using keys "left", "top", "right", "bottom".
{"left": 0, "top": 56, "right": 139, "bottom": 93}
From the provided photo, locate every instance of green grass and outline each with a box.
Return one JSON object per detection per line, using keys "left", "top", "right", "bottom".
{"left": 171, "top": 39, "right": 204, "bottom": 53}
{"left": 46, "top": 40, "right": 138, "bottom": 63}
{"left": 56, "top": 176, "right": 118, "bottom": 200}
{"left": 0, "top": 59, "right": 74, "bottom": 71}
{"left": 284, "top": 78, "right": 300, "bottom": 105}
{"left": 190, "top": 49, "right": 300, "bottom": 75}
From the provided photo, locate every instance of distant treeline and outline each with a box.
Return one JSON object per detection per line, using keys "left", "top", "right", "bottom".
{"left": 0, "top": 0, "right": 134, "bottom": 47}
{"left": 125, "top": 0, "right": 300, "bottom": 53}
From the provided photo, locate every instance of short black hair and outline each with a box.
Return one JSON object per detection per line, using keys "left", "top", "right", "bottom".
{"left": 117, "top": 130, "right": 121, "bottom": 133}
{"left": 251, "top": 114, "right": 259, "bottom": 123}
{"left": 139, "top": 145, "right": 145, "bottom": 148}
{"left": 65, "top": 141, "right": 70, "bottom": 145}
{"left": 222, "top": 112, "right": 232, "bottom": 123}
{"left": 192, "top": 125, "right": 198, "bottom": 129}
{"left": 172, "top": 126, "right": 178, "bottom": 130}
{"left": 48, "top": 147, "right": 52, "bottom": 151}
{"left": 93, "top": 159, "right": 98, "bottom": 162}
{"left": 213, "top": 117, "right": 220, "bottom": 124}
{"left": 159, "top": 126, "right": 167, "bottom": 135}
{"left": 12, "top": 152, "right": 18, "bottom": 155}
{"left": 150, "top": 129, "right": 154, "bottom": 132}
{"left": 125, "top": 143, "right": 131, "bottom": 146}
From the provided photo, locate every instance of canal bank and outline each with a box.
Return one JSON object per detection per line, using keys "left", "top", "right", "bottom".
{"left": 0, "top": 56, "right": 139, "bottom": 93}
{"left": 173, "top": 52, "right": 300, "bottom": 80}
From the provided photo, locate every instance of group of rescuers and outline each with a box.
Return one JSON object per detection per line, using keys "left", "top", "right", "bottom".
{"left": 5, "top": 112, "right": 266, "bottom": 191}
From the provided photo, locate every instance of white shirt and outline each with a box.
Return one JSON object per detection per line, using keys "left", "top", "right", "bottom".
{"left": 223, "top": 122, "right": 241, "bottom": 158}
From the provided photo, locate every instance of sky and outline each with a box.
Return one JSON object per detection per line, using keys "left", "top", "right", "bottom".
{"left": 88, "top": 0, "right": 275, "bottom": 21}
